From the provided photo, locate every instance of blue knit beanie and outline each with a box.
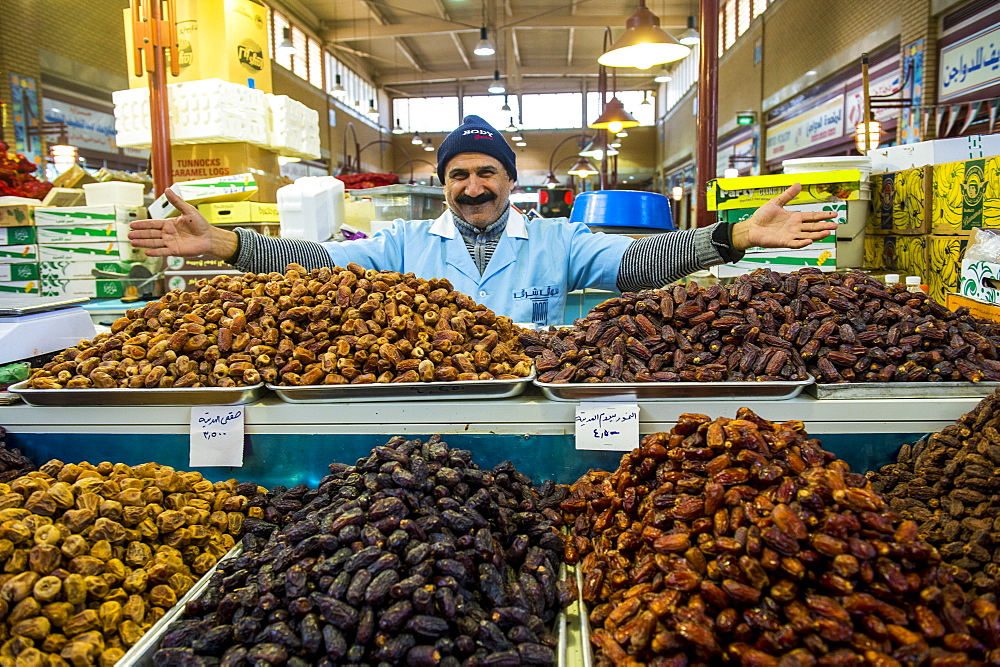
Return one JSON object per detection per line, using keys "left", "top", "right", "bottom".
{"left": 436, "top": 115, "right": 517, "bottom": 184}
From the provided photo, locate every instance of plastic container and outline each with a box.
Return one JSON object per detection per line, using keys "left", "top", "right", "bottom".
{"left": 569, "top": 190, "right": 674, "bottom": 231}
{"left": 349, "top": 184, "right": 445, "bottom": 222}
{"left": 277, "top": 176, "right": 345, "bottom": 243}
{"left": 884, "top": 273, "right": 900, "bottom": 287}
{"left": 905, "top": 275, "right": 928, "bottom": 293}
{"left": 82, "top": 182, "right": 145, "bottom": 207}
{"left": 782, "top": 156, "right": 872, "bottom": 182}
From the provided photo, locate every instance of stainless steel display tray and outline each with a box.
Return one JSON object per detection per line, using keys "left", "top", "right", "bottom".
{"left": 809, "top": 380, "right": 1000, "bottom": 400}
{"left": 536, "top": 375, "right": 813, "bottom": 402}
{"left": 7, "top": 380, "right": 267, "bottom": 406}
{"left": 0, "top": 295, "right": 87, "bottom": 316}
{"left": 268, "top": 372, "right": 535, "bottom": 403}
{"left": 118, "top": 544, "right": 242, "bottom": 667}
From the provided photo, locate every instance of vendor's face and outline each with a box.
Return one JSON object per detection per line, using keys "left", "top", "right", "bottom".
{"left": 443, "top": 153, "right": 514, "bottom": 228}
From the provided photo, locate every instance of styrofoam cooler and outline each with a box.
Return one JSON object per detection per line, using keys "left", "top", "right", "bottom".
{"left": 113, "top": 79, "right": 268, "bottom": 148}
{"left": 781, "top": 157, "right": 871, "bottom": 240}
{"left": 277, "top": 176, "right": 345, "bottom": 243}
{"left": 267, "top": 94, "right": 321, "bottom": 159}
{"left": 82, "top": 182, "right": 145, "bottom": 207}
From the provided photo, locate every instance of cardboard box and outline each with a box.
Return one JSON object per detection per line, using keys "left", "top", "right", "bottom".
{"left": 930, "top": 157, "right": 1000, "bottom": 236}
{"left": 0, "top": 226, "right": 36, "bottom": 245}
{"left": 149, "top": 173, "right": 258, "bottom": 219}
{"left": 863, "top": 234, "right": 929, "bottom": 277}
{"left": 39, "top": 259, "right": 158, "bottom": 281}
{"left": 170, "top": 143, "right": 279, "bottom": 184}
{"left": 927, "top": 235, "right": 968, "bottom": 304}
{"left": 164, "top": 271, "right": 242, "bottom": 292}
{"left": 40, "top": 188, "right": 86, "bottom": 207}
{"left": 0, "top": 281, "right": 39, "bottom": 295}
{"left": 34, "top": 204, "right": 146, "bottom": 226}
{"left": 0, "top": 263, "right": 39, "bottom": 282}
{"left": 710, "top": 234, "right": 836, "bottom": 278}
{"left": 866, "top": 167, "right": 932, "bottom": 235}
{"left": 708, "top": 170, "right": 864, "bottom": 211}
{"left": 869, "top": 135, "right": 1000, "bottom": 174}
{"left": 0, "top": 245, "right": 39, "bottom": 263}
{"left": 39, "top": 241, "right": 145, "bottom": 263}
{"left": 124, "top": 0, "right": 271, "bottom": 92}
{"left": 35, "top": 221, "right": 132, "bottom": 244}
{"left": 946, "top": 292, "right": 1000, "bottom": 323}
{"left": 959, "top": 258, "right": 1000, "bottom": 305}
{"left": 39, "top": 277, "right": 150, "bottom": 299}
{"left": 198, "top": 201, "right": 279, "bottom": 224}
{"left": 50, "top": 164, "right": 97, "bottom": 189}
{"left": 0, "top": 204, "right": 35, "bottom": 228}
{"left": 719, "top": 201, "right": 860, "bottom": 239}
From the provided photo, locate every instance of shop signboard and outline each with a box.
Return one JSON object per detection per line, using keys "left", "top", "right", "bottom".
{"left": 42, "top": 99, "right": 117, "bottom": 153}
{"left": 845, "top": 71, "right": 901, "bottom": 128}
{"left": 765, "top": 95, "right": 844, "bottom": 161}
{"left": 939, "top": 23, "right": 1000, "bottom": 102}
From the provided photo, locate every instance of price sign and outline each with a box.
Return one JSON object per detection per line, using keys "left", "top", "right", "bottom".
{"left": 189, "top": 406, "right": 245, "bottom": 467}
{"left": 574, "top": 403, "right": 640, "bottom": 451}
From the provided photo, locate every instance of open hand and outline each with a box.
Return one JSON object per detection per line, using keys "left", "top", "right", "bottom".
{"left": 128, "top": 189, "right": 237, "bottom": 259}
{"left": 731, "top": 183, "right": 840, "bottom": 251}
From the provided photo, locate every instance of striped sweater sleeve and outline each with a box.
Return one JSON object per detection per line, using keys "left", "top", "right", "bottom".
{"left": 616, "top": 222, "right": 746, "bottom": 292}
{"left": 229, "top": 227, "right": 334, "bottom": 274}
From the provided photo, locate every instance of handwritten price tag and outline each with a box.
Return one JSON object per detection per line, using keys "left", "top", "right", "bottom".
{"left": 189, "top": 406, "right": 245, "bottom": 467}
{"left": 574, "top": 403, "right": 640, "bottom": 451}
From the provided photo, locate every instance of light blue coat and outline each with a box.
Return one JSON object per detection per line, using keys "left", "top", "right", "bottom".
{"left": 320, "top": 210, "right": 632, "bottom": 326}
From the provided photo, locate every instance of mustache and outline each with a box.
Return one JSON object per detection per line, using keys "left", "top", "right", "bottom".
{"left": 455, "top": 192, "right": 497, "bottom": 206}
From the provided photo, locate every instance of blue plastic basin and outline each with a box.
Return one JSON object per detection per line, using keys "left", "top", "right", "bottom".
{"left": 569, "top": 190, "right": 674, "bottom": 230}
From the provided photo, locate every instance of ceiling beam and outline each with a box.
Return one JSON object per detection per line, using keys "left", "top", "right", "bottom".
{"left": 321, "top": 14, "right": 688, "bottom": 41}
{"left": 567, "top": 27, "right": 575, "bottom": 67}
{"left": 382, "top": 65, "right": 655, "bottom": 87}
{"left": 450, "top": 33, "right": 472, "bottom": 69}
{"left": 511, "top": 28, "right": 522, "bottom": 68}
{"left": 360, "top": 0, "right": 425, "bottom": 73}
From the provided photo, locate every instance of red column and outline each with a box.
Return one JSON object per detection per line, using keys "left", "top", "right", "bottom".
{"left": 695, "top": 0, "right": 720, "bottom": 227}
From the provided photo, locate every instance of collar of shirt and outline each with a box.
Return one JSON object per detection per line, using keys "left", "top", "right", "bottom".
{"left": 429, "top": 205, "right": 529, "bottom": 240}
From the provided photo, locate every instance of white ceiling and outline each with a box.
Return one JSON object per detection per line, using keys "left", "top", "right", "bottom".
{"left": 283, "top": 0, "right": 696, "bottom": 97}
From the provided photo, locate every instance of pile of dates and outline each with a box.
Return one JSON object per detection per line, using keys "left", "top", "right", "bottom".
{"left": 562, "top": 408, "right": 1000, "bottom": 665}
{"left": 0, "top": 460, "right": 262, "bottom": 666}
{"left": 0, "top": 426, "right": 35, "bottom": 483}
{"left": 521, "top": 268, "right": 1000, "bottom": 383}
{"left": 154, "top": 435, "right": 574, "bottom": 666}
{"left": 27, "top": 262, "right": 532, "bottom": 390}
{"left": 869, "top": 390, "right": 1000, "bottom": 596}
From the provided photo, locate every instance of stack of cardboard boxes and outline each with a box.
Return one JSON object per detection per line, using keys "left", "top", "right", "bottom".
{"left": 864, "top": 135, "right": 1000, "bottom": 304}
{"left": 0, "top": 202, "right": 40, "bottom": 295}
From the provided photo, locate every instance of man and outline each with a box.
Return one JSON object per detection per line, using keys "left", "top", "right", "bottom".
{"left": 130, "top": 115, "right": 837, "bottom": 326}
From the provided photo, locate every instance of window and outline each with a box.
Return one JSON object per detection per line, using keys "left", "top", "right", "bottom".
{"left": 394, "top": 97, "right": 460, "bottom": 133}
{"left": 291, "top": 26, "right": 308, "bottom": 80}
{"left": 308, "top": 40, "right": 324, "bottom": 89}
{"left": 663, "top": 44, "right": 700, "bottom": 112}
{"left": 520, "top": 93, "right": 582, "bottom": 129}
{"left": 272, "top": 13, "right": 291, "bottom": 71}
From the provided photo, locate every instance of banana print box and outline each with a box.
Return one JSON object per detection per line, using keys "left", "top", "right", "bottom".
{"left": 931, "top": 157, "right": 1000, "bottom": 235}
{"left": 863, "top": 234, "right": 929, "bottom": 277}
{"left": 866, "top": 168, "right": 932, "bottom": 235}
{"left": 928, "top": 235, "right": 968, "bottom": 303}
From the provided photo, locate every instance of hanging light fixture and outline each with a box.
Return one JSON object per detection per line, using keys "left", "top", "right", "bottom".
{"left": 411, "top": 132, "right": 424, "bottom": 146}
{"left": 505, "top": 118, "right": 518, "bottom": 132}
{"left": 671, "top": 185, "right": 684, "bottom": 201}
{"left": 501, "top": 95, "right": 511, "bottom": 112}
{"left": 609, "top": 138, "right": 622, "bottom": 148}
{"left": 544, "top": 171, "right": 560, "bottom": 188}
{"left": 568, "top": 157, "right": 599, "bottom": 178}
{"left": 640, "top": 91, "right": 652, "bottom": 106}
{"left": 616, "top": 129, "right": 629, "bottom": 138}
{"left": 366, "top": 99, "right": 379, "bottom": 119}
{"left": 488, "top": 70, "right": 505, "bottom": 94}
{"left": 580, "top": 135, "right": 618, "bottom": 160}
{"left": 424, "top": 138, "right": 435, "bottom": 152}
{"left": 589, "top": 97, "right": 640, "bottom": 134}
{"left": 512, "top": 128, "right": 523, "bottom": 142}
{"left": 515, "top": 140, "right": 527, "bottom": 147}
{"left": 474, "top": 26, "right": 496, "bottom": 56}
{"left": 678, "top": 15, "right": 701, "bottom": 46}
{"left": 391, "top": 119, "right": 405, "bottom": 135}
{"left": 277, "top": 26, "right": 295, "bottom": 57}
{"left": 653, "top": 65, "right": 673, "bottom": 83}
{"left": 328, "top": 74, "right": 347, "bottom": 99}
{"left": 598, "top": 1, "right": 691, "bottom": 70}
{"left": 855, "top": 120, "right": 882, "bottom": 154}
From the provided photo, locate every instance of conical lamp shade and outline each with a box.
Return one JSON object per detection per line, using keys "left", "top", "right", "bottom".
{"left": 567, "top": 157, "right": 599, "bottom": 177}
{"left": 598, "top": 3, "right": 691, "bottom": 69}
{"left": 589, "top": 97, "right": 640, "bottom": 134}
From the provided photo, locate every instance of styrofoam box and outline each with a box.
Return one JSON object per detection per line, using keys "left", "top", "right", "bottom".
{"left": 868, "top": 135, "right": 1000, "bottom": 174}
{"left": 83, "top": 182, "right": 145, "bottom": 207}
{"left": 266, "top": 94, "right": 321, "bottom": 159}
{"left": 277, "top": 176, "right": 345, "bottom": 243}
{"left": 113, "top": 79, "right": 268, "bottom": 148}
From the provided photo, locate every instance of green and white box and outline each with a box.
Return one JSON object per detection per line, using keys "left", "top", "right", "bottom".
{"left": 0, "top": 262, "right": 39, "bottom": 282}
{"left": 0, "top": 227, "right": 37, "bottom": 245}
{"left": 35, "top": 221, "right": 132, "bottom": 244}
{"left": 33, "top": 204, "right": 146, "bottom": 226}
{"left": 0, "top": 281, "right": 39, "bottom": 295}
{"left": 0, "top": 244, "right": 39, "bottom": 263}
{"left": 40, "top": 259, "right": 152, "bottom": 280}
{"left": 40, "top": 277, "right": 129, "bottom": 299}
{"left": 38, "top": 240, "right": 145, "bottom": 262}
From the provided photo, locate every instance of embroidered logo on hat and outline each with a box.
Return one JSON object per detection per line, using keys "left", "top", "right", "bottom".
{"left": 437, "top": 115, "right": 517, "bottom": 183}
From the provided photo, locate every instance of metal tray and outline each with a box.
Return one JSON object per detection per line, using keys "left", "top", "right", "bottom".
{"left": 268, "top": 372, "right": 535, "bottom": 403}
{"left": 576, "top": 566, "right": 594, "bottom": 667}
{"left": 7, "top": 380, "right": 267, "bottom": 407}
{"left": 0, "top": 295, "right": 87, "bottom": 316}
{"left": 809, "top": 380, "right": 1000, "bottom": 400}
{"left": 536, "top": 375, "right": 813, "bottom": 402}
{"left": 118, "top": 544, "right": 242, "bottom": 667}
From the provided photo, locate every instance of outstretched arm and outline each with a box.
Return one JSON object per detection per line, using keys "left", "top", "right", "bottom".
{"left": 731, "top": 183, "right": 839, "bottom": 251}
{"left": 128, "top": 189, "right": 238, "bottom": 260}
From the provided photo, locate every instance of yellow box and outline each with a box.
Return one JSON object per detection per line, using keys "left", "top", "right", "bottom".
{"left": 946, "top": 292, "right": 1000, "bottom": 323}
{"left": 927, "top": 235, "right": 968, "bottom": 304}
{"left": 707, "top": 170, "right": 863, "bottom": 211}
{"left": 124, "top": 0, "right": 271, "bottom": 92}
{"left": 930, "top": 157, "right": 1000, "bottom": 235}
{"left": 170, "top": 143, "right": 281, "bottom": 202}
{"left": 863, "top": 234, "right": 928, "bottom": 277}
{"left": 197, "top": 201, "right": 279, "bottom": 224}
{"left": 866, "top": 168, "right": 932, "bottom": 236}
